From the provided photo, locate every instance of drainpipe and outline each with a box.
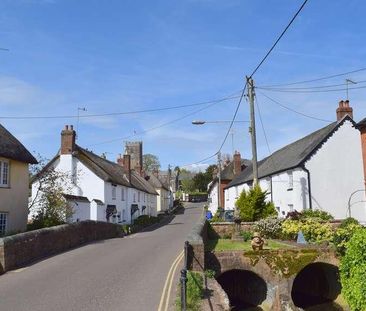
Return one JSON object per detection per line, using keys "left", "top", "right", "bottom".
{"left": 302, "top": 166, "right": 313, "bottom": 210}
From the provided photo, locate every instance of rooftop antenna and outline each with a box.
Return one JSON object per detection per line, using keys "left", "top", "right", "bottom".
{"left": 346, "top": 79, "right": 357, "bottom": 100}
{"left": 76, "top": 107, "right": 87, "bottom": 140}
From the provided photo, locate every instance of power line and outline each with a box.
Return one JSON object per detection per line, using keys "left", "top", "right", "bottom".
{"left": 88, "top": 98, "right": 228, "bottom": 147}
{"left": 249, "top": 0, "right": 309, "bottom": 77}
{"left": 258, "top": 90, "right": 333, "bottom": 123}
{"left": 260, "top": 67, "right": 366, "bottom": 88}
{"left": 178, "top": 0, "right": 309, "bottom": 168}
{"left": 258, "top": 80, "right": 366, "bottom": 91}
{"left": 0, "top": 92, "right": 242, "bottom": 120}
{"left": 257, "top": 84, "right": 366, "bottom": 94}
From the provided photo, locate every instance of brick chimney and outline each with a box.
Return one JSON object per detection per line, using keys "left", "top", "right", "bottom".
{"left": 117, "top": 154, "right": 124, "bottom": 166}
{"left": 336, "top": 100, "right": 353, "bottom": 121}
{"left": 233, "top": 151, "right": 242, "bottom": 176}
{"left": 61, "top": 125, "right": 76, "bottom": 155}
{"left": 356, "top": 119, "right": 366, "bottom": 187}
{"left": 124, "top": 154, "right": 131, "bottom": 182}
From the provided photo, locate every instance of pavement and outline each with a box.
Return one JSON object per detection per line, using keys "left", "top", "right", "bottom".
{"left": 0, "top": 202, "right": 203, "bottom": 311}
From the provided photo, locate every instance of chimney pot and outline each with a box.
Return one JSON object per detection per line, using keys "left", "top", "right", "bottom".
{"left": 336, "top": 99, "right": 353, "bottom": 121}
{"left": 61, "top": 125, "right": 76, "bottom": 155}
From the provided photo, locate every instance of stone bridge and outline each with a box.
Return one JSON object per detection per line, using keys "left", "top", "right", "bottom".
{"left": 205, "top": 248, "right": 343, "bottom": 310}
{"left": 186, "top": 213, "right": 347, "bottom": 310}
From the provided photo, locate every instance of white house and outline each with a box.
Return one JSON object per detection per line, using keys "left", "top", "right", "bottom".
{"left": 225, "top": 100, "right": 366, "bottom": 224}
{"left": 146, "top": 170, "right": 170, "bottom": 213}
{"left": 0, "top": 124, "right": 38, "bottom": 235}
{"left": 31, "top": 125, "right": 158, "bottom": 225}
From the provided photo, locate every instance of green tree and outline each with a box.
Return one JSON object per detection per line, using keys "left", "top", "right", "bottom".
{"left": 235, "top": 184, "right": 277, "bottom": 221}
{"left": 29, "top": 158, "right": 75, "bottom": 230}
{"left": 181, "top": 178, "right": 195, "bottom": 192}
{"left": 143, "top": 154, "right": 161, "bottom": 172}
{"left": 192, "top": 172, "right": 209, "bottom": 192}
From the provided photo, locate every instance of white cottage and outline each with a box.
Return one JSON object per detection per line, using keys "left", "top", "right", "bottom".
{"left": 225, "top": 101, "right": 366, "bottom": 223}
{"left": 31, "top": 125, "right": 158, "bottom": 224}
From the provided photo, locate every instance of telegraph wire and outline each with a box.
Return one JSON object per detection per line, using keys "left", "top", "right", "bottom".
{"left": 249, "top": 0, "right": 309, "bottom": 77}
{"left": 0, "top": 92, "right": 242, "bottom": 120}
{"left": 257, "top": 84, "right": 366, "bottom": 94}
{"left": 258, "top": 90, "right": 333, "bottom": 123}
{"left": 258, "top": 80, "right": 366, "bottom": 91}
{"left": 259, "top": 67, "right": 366, "bottom": 88}
{"left": 88, "top": 98, "right": 228, "bottom": 147}
{"left": 179, "top": 0, "right": 310, "bottom": 168}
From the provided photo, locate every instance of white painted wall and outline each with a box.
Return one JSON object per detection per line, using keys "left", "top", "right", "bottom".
{"left": 224, "top": 121, "right": 366, "bottom": 223}
{"left": 68, "top": 201, "right": 90, "bottom": 222}
{"left": 305, "top": 120, "right": 366, "bottom": 222}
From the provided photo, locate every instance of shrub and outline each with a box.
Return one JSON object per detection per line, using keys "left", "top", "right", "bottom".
{"left": 204, "top": 269, "right": 216, "bottom": 279}
{"left": 222, "top": 233, "right": 232, "bottom": 239}
{"left": 333, "top": 222, "right": 362, "bottom": 256}
{"left": 281, "top": 219, "right": 333, "bottom": 243}
{"left": 240, "top": 230, "right": 253, "bottom": 242}
{"left": 210, "top": 208, "right": 224, "bottom": 223}
{"left": 340, "top": 217, "right": 359, "bottom": 229}
{"left": 253, "top": 217, "right": 283, "bottom": 239}
{"left": 235, "top": 185, "right": 277, "bottom": 222}
{"left": 340, "top": 228, "right": 366, "bottom": 311}
{"left": 300, "top": 209, "right": 334, "bottom": 221}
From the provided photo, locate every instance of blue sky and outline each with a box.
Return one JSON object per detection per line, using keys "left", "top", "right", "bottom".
{"left": 1, "top": 0, "right": 366, "bottom": 171}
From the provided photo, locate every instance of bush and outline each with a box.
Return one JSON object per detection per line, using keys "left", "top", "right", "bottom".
{"left": 281, "top": 219, "right": 333, "bottom": 243}
{"left": 235, "top": 185, "right": 277, "bottom": 222}
{"left": 340, "top": 228, "right": 366, "bottom": 311}
{"left": 27, "top": 212, "right": 65, "bottom": 231}
{"left": 253, "top": 217, "right": 283, "bottom": 239}
{"left": 340, "top": 217, "right": 359, "bottom": 229}
{"left": 333, "top": 222, "right": 362, "bottom": 256}
{"left": 240, "top": 230, "right": 253, "bottom": 242}
{"left": 300, "top": 209, "right": 334, "bottom": 221}
{"left": 210, "top": 208, "right": 224, "bottom": 223}
{"left": 204, "top": 269, "right": 216, "bottom": 279}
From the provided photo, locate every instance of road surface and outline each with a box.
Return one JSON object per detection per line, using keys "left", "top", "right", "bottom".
{"left": 0, "top": 202, "right": 203, "bottom": 311}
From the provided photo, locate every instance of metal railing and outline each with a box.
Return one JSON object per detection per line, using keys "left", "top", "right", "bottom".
{"left": 180, "top": 240, "right": 189, "bottom": 311}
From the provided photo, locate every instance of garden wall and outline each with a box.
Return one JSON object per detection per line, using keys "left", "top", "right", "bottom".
{"left": 0, "top": 220, "right": 122, "bottom": 274}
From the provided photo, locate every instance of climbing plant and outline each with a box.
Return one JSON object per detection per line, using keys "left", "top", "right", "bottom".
{"left": 340, "top": 228, "right": 366, "bottom": 311}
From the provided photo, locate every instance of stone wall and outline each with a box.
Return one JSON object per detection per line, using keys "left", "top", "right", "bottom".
{"left": 209, "top": 222, "right": 254, "bottom": 239}
{"left": 0, "top": 220, "right": 122, "bottom": 274}
{"left": 187, "top": 208, "right": 207, "bottom": 272}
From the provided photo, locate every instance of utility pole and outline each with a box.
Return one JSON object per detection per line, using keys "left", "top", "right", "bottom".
{"left": 247, "top": 76, "right": 258, "bottom": 185}
{"left": 217, "top": 151, "right": 222, "bottom": 210}
{"left": 76, "top": 107, "right": 87, "bottom": 140}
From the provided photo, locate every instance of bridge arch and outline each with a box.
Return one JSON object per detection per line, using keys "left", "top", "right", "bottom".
{"left": 216, "top": 269, "right": 267, "bottom": 310}
{"left": 291, "top": 262, "right": 341, "bottom": 309}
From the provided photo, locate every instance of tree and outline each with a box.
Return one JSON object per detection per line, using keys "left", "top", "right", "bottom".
{"left": 181, "top": 178, "right": 195, "bottom": 193}
{"left": 235, "top": 184, "right": 277, "bottom": 221}
{"left": 28, "top": 158, "right": 75, "bottom": 230}
{"left": 192, "top": 172, "right": 208, "bottom": 192}
{"left": 143, "top": 154, "right": 161, "bottom": 172}
{"left": 174, "top": 166, "right": 180, "bottom": 191}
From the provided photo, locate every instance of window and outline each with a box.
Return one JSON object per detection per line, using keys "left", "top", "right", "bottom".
{"left": 112, "top": 185, "right": 116, "bottom": 200}
{"left": 122, "top": 209, "right": 126, "bottom": 222}
{"left": 288, "top": 204, "right": 294, "bottom": 212}
{"left": 0, "top": 160, "right": 9, "bottom": 187}
{"left": 287, "top": 171, "right": 293, "bottom": 190}
{"left": 235, "top": 186, "right": 239, "bottom": 198}
{"left": 267, "top": 178, "right": 272, "bottom": 193}
{"left": 121, "top": 187, "right": 125, "bottom": 201}
{"left": 144, "top": 193, "right": 146, "bottom": 202}
{"left": 138, "top": 191, "right": 141, "bottom": 202}
{"left": 0, "top": 213, "right": 7, "bottom": 236}
{"left": 133, "top": 192, "right": 136, "bottom": 202}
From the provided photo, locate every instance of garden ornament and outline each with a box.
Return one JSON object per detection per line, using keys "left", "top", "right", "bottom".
{"left": 251, "top": 232, "right": 265, "bottom": 251}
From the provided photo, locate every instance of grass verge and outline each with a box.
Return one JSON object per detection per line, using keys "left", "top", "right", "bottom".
{"left": 176, "top": 271, "right": 203, "bottom": 311}
{"left": 206, "top": 239, "right": 293, "bottom": 252}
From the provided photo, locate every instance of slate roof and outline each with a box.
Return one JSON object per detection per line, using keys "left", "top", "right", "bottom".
{"left": 227, "top": 116, "right": 354, "bottom": 189}
{"left": 0, "top": 124, "right": 37, "bottom": 164}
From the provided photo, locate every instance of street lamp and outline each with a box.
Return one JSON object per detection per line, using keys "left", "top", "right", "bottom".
{"left": 192, "top": 120, "right": 249, "bottom": 125}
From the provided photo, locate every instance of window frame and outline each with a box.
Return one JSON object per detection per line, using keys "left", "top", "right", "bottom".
{"left": 0, "top": 159, "right": 10, "bottom": 188}
{"left": 287, "top": 171, "right": 293, "bottom": 190}
{"left": 0, "top": 212, "right": 8, "bottom": 236}
{"left": 111, "top": 184, "right": 117, "bottom": 200}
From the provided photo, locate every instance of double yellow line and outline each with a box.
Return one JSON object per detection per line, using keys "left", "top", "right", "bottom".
{"left": 157, "top": 250, "right": 184, "bottom": 311}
